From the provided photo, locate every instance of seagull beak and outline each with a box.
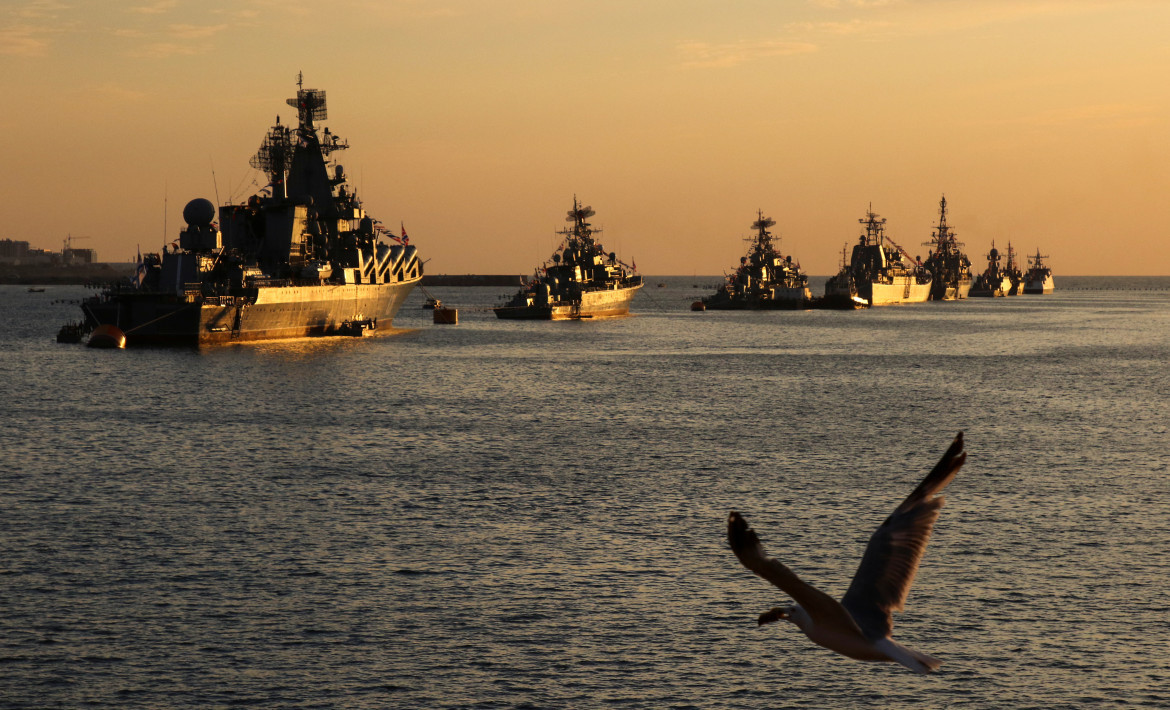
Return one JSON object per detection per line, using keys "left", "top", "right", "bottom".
{"left": 758, "top": 607, "right": 789, "bottom": 626}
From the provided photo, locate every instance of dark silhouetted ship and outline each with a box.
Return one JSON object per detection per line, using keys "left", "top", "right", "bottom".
{"left": 922, "top": 196, "right": 971, "bottom": 300}
{"left": 703, "top": 211, "right": 811, "bottom": 309}
{"left": 970, "top": 241, "right": 1011, "bottom": 297}
{"left": 1023, "top": 249, "right": 1055, "bottom": 294}
{"left": 80, "top": 76, "right": 421, "bottom": 346}
{"left": 494, "top": 199, "right": 641, "bottom": 320}
{"left": 1004, "top": 242, "right": 1025, "bottom": 295}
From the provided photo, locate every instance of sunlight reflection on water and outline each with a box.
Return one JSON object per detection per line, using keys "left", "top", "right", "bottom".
{"left": 1, "top": 279, "right": 1169, "bottom": 708}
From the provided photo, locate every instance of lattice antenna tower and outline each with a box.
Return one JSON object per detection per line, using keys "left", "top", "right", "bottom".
{"left": 249, "top": 120, "right": 294, "bottom": 181}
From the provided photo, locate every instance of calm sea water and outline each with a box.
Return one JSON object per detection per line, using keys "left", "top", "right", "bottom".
{"left": 2, "top": 277, "right": 1168, "bottom": 708}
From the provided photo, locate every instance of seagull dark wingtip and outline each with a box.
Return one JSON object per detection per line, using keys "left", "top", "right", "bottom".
{"left": 727, "top": 511, "right": 758, "bottom": 553}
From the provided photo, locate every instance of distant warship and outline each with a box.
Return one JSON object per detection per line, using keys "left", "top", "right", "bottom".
{"left": 922, "top": 196, "right": 971, "bottom": 300}
{"left": 703, "top": 211, "right": 811, "bottom": 309}
{"left": 494, "top": 199, "right": 642, "bottom": 320}
{"left": 1003, "top": 242, "right": 1025, "bottom": 295}
{"left": 80, "top": 76, "right": 421, "bottom": 346}
{"left": 824, "top": 206, "right": 932, "bottom": 307}
{"left": 969, "top": 241, "right": 1011, "bottom": 297}
{"left": 1023, "top": 249, "right": 1055, "bottom": 294}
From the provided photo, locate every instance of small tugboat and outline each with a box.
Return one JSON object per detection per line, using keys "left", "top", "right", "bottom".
{"left": 494, "top": 199, "right": 642, "bottom": 320}
{"left": 1003, "top": 242, "right": 1025, "bottom": 295}
{"left": 74, "top": 75, "right": 422, "bottom": 347}
{"left": 703, "top": 211, "right": 811, "bottom": 309}
{"left": 56, "top": 321, "right": 92, "bottom": 343}
{"left": 1023, "top": 249, "right": 1055, "bottom": 294}
{"left": 969, "top": 241, "right": 1012, "bottom": 297}
{"left": 824, "top": 205, "right": 931, "bottom": 307}
{"left": 922, "top": 196, "right": 972, "bottom": 300}
{"left": 822, "top": 244, "right": 867, "bottom": 308}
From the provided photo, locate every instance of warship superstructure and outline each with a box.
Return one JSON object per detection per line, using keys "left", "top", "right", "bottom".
{"left": 703, "top": 211, "right": 811, "bottom": 309}
{"left": 494, "top": 199, "right": 642, "bottom": 319}
{"left": 80, "top": 77, "right": 421, "bottom": 346}
{"left": 824, "top": 206, "right": 932, "bottom": 306}
{"left": 922, "top": 196, "right": 971, "bottom": 300}
{"left": 969, "top": 241, "right": 1011, "bottom": 297}
{"left": 1023, "top": 249, "right": 1055, "bottom": 294}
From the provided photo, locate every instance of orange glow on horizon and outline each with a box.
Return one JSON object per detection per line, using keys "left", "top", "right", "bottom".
{"left": 3, "top": 1, "right": 1168, "bottom": 275}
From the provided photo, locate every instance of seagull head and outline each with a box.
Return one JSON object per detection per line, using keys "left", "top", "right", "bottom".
{"left": 758, "top": 605, "right": 796, "bottom": 626}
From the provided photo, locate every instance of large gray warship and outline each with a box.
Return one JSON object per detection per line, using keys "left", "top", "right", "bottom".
{"left": 1003, "top": 242, "right": 1025, "bottom": 295}
{"left": 970, "top": 241, "right": 1012, "bottom": 297}
{"left": 823, "top": 206, "right": 932, "bottom": 307}
{"left": 703, "top": 211, "right": 811, "bottom": 309}
{"left": 1023, "top": 249, "right": 1055, "bottom": 293}
{"left": 494, "top": 199, "right": 641, "bottom": 320}
{"left": 79, "top": 76, "right": 421, "bottom": 346}
{"left": 922, "top": 196, "right": 972, "bottom": 300}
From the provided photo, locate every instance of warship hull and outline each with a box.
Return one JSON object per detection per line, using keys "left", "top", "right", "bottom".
{"left": 859, "top": 278, "right": 932, "bottom": 306}
{"left": 84, "top": 281, "right": 418, "bottom": 347}
{"left": 970, "top": 276, "right": 1011, "bottom": 297}
{"left": 930, "top": 278, "right": 972, "bottom": 301}
{"left": 705, "top": 286, "right": 812, "bottom": 310}
{"left": 1024, "top": 275, "right": 1055, "bottom": 294}
{"left": 495, "top": 283, "right": 641, "bottom": 320}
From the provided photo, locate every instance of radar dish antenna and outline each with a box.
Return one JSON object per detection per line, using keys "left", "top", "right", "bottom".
{"left": 567, "top": 205, "right": 595, "bottom": 222}
{"left": 752, "top": 215, "right": 776, "bottom": 232}
{"left": 287, "top": 74, "right": 327, "bottom": 126}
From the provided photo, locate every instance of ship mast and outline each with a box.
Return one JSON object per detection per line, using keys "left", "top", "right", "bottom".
{"left": 561, "top": 196, "right": 599, "bottom": 247}
{"left": 750, "top": 209, "right": 777, "bottom": 254}
{"left": 859, "top": 203, "right": 886, "bottom": 246}
{"left": 924, "top": 195, "right": 963, "bottom": 252}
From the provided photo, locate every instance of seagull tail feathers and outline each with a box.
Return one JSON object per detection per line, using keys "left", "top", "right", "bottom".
{"left": 874, "top": 638, "right": 943, "bottom": 675}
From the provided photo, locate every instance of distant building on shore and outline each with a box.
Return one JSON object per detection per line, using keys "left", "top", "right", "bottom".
{"left": 0, "top": 239, "right": 96, "bottom": 266}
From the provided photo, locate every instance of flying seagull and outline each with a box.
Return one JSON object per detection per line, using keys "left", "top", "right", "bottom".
{"left": 728, "top": 432, "right": 966, "bottom": 674}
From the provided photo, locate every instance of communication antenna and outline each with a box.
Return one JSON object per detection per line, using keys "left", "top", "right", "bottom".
{"left": 210, "top": 156, "right": 221, "bottom": 207}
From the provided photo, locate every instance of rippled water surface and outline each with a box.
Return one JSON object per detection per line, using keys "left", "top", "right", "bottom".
{"left": 2, "top": 278, "right": 1169, "bottom": 708}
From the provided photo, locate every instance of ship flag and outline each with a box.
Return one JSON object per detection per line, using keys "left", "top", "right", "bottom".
{"left": 400, "top": 222, "right": 410, "bottom": 246}
{"left": 133, "top": 247, "right": 145, "bottom": 288}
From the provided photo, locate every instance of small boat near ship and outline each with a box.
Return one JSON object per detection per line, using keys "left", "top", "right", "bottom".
{"left": 824, "top": 205, "right": 932, "bottom": 307}
{"left": 822, "top": 244, "right": 867, "bottom": 308}
{"left": 1024, "top": 249, "right": 1055, "bottom": 294}
{"left": 922, "top": 196, "right": 971, "bottom": 300}
{"left": 703, "top": 211, "right": 811, "bottom": 309}
{"left": 494, "top": 199, "right": 642, "bottom": 320}
{"left": 75, "top": 76, "right": 422, "bottom": 347}
{"left": 56, "top": 321, "right": 91, "bottom": 343}
{"left": 969, "top": 241, "right": 1012, "bottom": 297}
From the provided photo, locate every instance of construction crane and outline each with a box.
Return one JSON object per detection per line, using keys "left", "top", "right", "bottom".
{"left": 62, "top": 234, "right": 92, "bottom": 264}
{"left": 63, "top": 234, "right": 91, "bottom": 251}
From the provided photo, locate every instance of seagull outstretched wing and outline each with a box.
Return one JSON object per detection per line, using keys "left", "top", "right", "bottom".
{"left": 728, "top": 511, "right": 864, "bottom": 636}
{"left": 839, "top": 432, "right": 966, "bottom": 639}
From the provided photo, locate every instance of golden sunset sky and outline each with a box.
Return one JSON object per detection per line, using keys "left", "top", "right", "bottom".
{"left": 3, "top": 0, "right": 1168, "bottom": 275}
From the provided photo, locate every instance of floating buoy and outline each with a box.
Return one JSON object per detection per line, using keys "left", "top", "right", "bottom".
{"left": 690, "top": 301, "right": 706, "bottom": 312}
{"left": 87, "top": 324, "right": 126, "bottom": 349}
{"left": 433, "top": 307, "right": 458, "bottom": 324}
